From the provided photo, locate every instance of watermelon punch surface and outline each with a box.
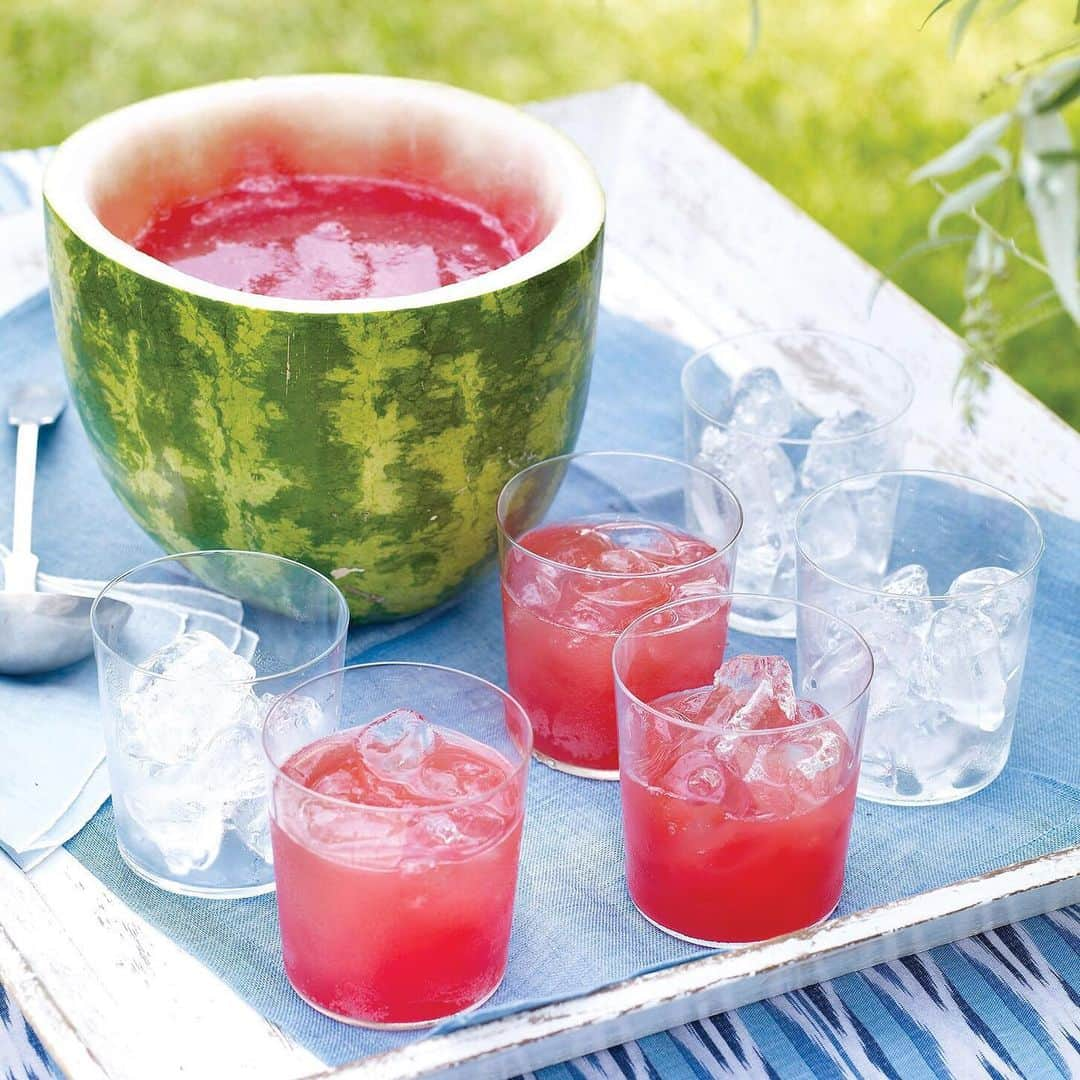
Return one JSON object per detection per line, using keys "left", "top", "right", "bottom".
{"left": 42, "top": 75, "right": 605, "bottom": 621}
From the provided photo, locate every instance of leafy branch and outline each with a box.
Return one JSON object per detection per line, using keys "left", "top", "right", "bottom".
{"left": 907, "top": 19, "right": 1080, "bottom": 423}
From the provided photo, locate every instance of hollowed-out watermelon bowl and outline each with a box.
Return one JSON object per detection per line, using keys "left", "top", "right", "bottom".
{"left": 43, "top": 74, "right": 604, "bottom": 620}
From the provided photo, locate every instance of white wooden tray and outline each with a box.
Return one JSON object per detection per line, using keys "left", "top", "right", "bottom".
{"left": 2, "top": 83, "right": 1079, "bottom": 1080}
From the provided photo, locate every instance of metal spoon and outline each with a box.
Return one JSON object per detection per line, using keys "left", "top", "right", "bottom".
{"left": 0, "top": 383, "right": 102, "bottom": 675}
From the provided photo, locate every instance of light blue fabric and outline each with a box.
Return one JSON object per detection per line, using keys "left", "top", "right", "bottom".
{"left": 0, "top": 294, "right": 259, "bottom": 867}
{"left": 2, "top": 290, "right": 1079, "bottom": 1076}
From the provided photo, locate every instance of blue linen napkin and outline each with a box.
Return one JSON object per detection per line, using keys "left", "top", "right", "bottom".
{"left": 0, "top": 292, "right": 261, "bottom": 868}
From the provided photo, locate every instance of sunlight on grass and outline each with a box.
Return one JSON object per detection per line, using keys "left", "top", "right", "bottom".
{"left": 2, "top": 0, "right": 1076, "bottom": 424}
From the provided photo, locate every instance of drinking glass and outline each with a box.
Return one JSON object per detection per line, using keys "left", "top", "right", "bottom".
{"left": 90, "top": 550, "right": 349, "bottom": 897}
{"left": 613, "top": 593, "right": 872, "bottom": 945}
{"left": 497, "top": 450, "right": 742, "bottom": 780}
{"left": 682, "top": 330, "right": 913, "bottom": 636}
{"left": 264, "top": 662, "right": 531, "bottom": 1028}
{"left": 795, "top": 470, "right": 1043, "bottom": 805}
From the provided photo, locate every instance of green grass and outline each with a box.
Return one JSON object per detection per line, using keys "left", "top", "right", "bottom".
{"left": 3, "top": 0, "right": 1077, "bottom": 426}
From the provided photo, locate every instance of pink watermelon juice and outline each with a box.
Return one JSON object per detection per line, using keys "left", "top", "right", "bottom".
{"left": 500, "top": 519, "right": 730, "bottom": 777}
{"left": 270, "top": 710, "right": 525, "bottom": 1027}
{"left": 134, "top": 173, "right": 524, "bottom": 300}
{"left": 618, "top": 656, "right": 859, "bottom": 944}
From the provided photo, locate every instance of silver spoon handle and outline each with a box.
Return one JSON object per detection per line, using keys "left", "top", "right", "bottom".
{"left": 6, "top": 422, "right": 40, "bottom": 590}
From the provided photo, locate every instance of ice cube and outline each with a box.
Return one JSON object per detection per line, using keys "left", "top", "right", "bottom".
{"left": 260, "top": 691, "right": 326, "bottom": 741}
{"left": 420, "top": 811, "right": 466, "bottom": 846}
{"left": 697, "top": 428, "right": 771, "bottom": 503}
{"left": 882, "top": 563, "right": 929, "bottom": 599}
{"left": 762, "top": 446, "right": 797, "bottom": 505}
{"left": 526, "top": 525, "right": 615, "bottom": 569}
{"left": 794, "top": 484, "right": 859, "bottom": 567}
{"left": 698, "top": 427, "right": 795, "bottom": 507}
{"left": 850, "top": 600, "right": 930, "bottom": 721}
{"left": 733, "top": 509, "right": 786, "bottom": 595}
{"left": 569, "top": 550, "right": 672, "bottom": 625}
{"left": 592, "top": 548, "right": 662, "bottom": 575}
{"left": 729, "top": 367, "right": 795, "bottom": 436}
{"left": 441, "top": 803, "right": 516, "bottom": 848}
{"left": 861, "top": 695, "right": 969, "bottom": 794}
{"left": 800, "top": 633, "right": 870, "bottom": 712}
{"left": 358, "top": 709, "right": 436, "bottom": 772}
{"left": 947, "top": 566, "right": 1033, "bottom": 672}
{"left": 416, "top": 740, "right": 510, "bottom": 800}
{"left": 229, "top": 796, "right": 273, "bottom": 864}
{"left": 124, "top": 767, "right": 226, "bottom": 876}
{"left": 794, "top": 700, "right": 828, "bottom": 724}
{"left": 597, "top": 520, "right": 677, "bottom": 558}
{"left": 733, "top": 745, "right": 789, "bottom": 816}
{"left": 515, "top": 561, "right": 565, "bottom": 613}
{"left": 709, "top": 655, "right": 797, "bottom": 727}
{"left": 133, "top": 629, "right": 256, "bottom": 684}
{"left": 200, "top": 722, "right": 266, "bottom": 804}
{"left": 660, "top": 749, "right": 743, "bottom": 805}
{"left": 298, "top": 797, "right": 406, "bottom": 865}
{"left": 858, "top": 597, "right": 931, "bottom": 666}
{"left": 771, "top": 547, "right": 797, "bottom": 601}
{"left": 877, "top": 563, "right": 931, "bottom": 621}
{"left": 117, "top": 631, "right": 259, "bottom": 766}
{"left": 799, "top": 409, "right": 888, "bottom": 492}
{"left": 919, "top": 605, "right": 1008, "bottom": 732}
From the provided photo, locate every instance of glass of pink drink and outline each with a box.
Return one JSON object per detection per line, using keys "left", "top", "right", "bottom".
{"left": 497, "top": 452, "right": 742, "bottom": 780}
{"left": 613, "top": 594, "right": 873, "bottom": 945}
{"left": 263, "top": 662, "right": 531, "bottom": 1028}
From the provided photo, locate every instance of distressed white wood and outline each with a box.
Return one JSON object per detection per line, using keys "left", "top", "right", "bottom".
{"left": 1, "top": 82, "right": 1079, "bottom": 1080}
{"left": 328, "top": 845, "right": 1080, "bottom": 1080}
{"left": 0, "top": 850, "right": 321, "bottom": 1080}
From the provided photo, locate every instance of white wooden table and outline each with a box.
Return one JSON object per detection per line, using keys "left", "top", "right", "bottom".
{"left": 2, "top": 83, "right": 1079, "bottom": 1080}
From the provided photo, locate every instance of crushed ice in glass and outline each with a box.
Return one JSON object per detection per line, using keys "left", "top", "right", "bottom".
{"left": 729, "top": 367, "right": 795, "bottom": 436}
{"left": 648, "top": 655, "right": 852, "bottom": 814}
{"left": 116, "top": 630, "right": 323, "bottom": 877}
{"left": 693, "top": 366, "right": 892, "bottom": 606}
{"left": 849, "top": 563, "right": 1031, "bottom": 798}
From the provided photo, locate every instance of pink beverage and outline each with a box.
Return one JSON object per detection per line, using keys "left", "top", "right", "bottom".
{"left": 135, "top": 173, "right": 524, "bottom": 299}
{"left": 618, "top": 655, "right": 859, "bottom": 944}
{"left": 270, "top": 708, "right": 526, "bottom": 1027}
{"left": 501, "top": 519, "right": 730, "bottom": 776}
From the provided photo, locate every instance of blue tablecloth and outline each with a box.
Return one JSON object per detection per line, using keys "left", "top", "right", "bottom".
{"left": 3, "top": 150, "right": 1080, "bottom": 1080}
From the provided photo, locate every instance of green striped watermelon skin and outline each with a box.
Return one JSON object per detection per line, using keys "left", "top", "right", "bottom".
{"left": 46, "top": 203, "right": 602, "bottom": 621}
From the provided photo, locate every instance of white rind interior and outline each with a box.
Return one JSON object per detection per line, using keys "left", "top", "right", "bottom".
{"left": 43, "top": 75, "right": 605, "bottom": 313}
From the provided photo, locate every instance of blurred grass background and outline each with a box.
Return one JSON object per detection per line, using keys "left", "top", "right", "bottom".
{"left": 2, "top": 0, "right": 1076, "bottom": 427}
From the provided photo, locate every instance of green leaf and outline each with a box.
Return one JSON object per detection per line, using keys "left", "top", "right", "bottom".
{"left": 921, "top": 0, "right": 956, "bottom": 30}
{"left": 1039, "top": 149, "right": 1080, "bottom": 163}
{"left": 1025, "top": 56, "right": 1080, "bottom": 114}
{"left": 1075, "top": 0, "right": 1079, "bottom": 23}
{"left": 1035, "top": 66, "right": 1080, "bottom": 113}
{"left": 929, "top": 170, "right": 1009, "bottom": 236}
{"left": 951, "top": 0, "right": 983, "bottom": 55}
{"left": 1020, "top": 109, "right": 1080, "bottom": 323}
{"left": 911, "top": 112, "right": 1012, "bottom": 182}
{"left": 867, "top": 235, "right": 975, "bottom": 313}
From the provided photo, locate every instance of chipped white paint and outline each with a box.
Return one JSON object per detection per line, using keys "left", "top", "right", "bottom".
{"left": 1, "top": 83, "right": 1078, "bottom": 1080}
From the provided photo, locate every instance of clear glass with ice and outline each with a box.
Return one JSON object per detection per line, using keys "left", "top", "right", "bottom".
{"left": 682, "top": 331, "right": 913, "bottom": 637}
{"left": 794, "top": 470, "right": 1044, "bottom": 805}
{"left": 90, "top": 550, "right": 350, "bottom": 897}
